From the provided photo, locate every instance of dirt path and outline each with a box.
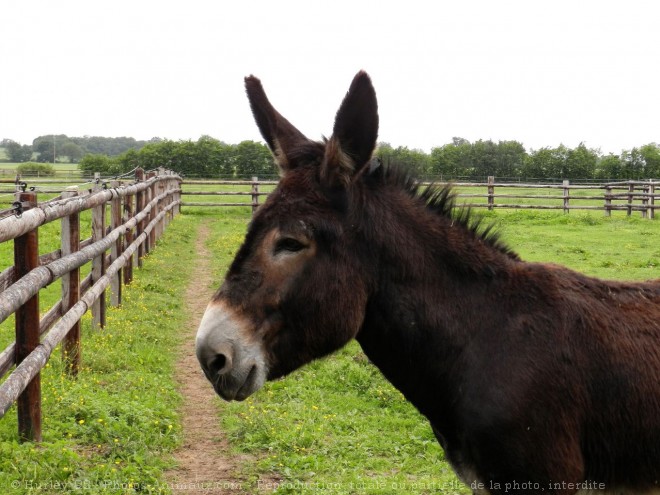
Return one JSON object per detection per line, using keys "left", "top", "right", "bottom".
{"left": 165, "top": 222, "right": 247, "bottom": 494}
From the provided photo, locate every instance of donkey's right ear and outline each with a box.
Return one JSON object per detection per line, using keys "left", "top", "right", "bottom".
{"left": 245, "top": 75, "right": 309, "bottom": 174}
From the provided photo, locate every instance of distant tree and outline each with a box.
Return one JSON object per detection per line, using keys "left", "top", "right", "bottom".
{"left": 375, "top": 143, "right": 430, "bottom": 177}
{"left": 234, "top": 140, "right": 274, "bottom": 178}
{"left": 135, "top": 140, "right": 178, "bottom": 171}
{"left": 59, "top": 142, "right": 84, "bottom": 162}
{"left": 470, "top": 140, "right": 498, "bottom": 178}
{"left": 33, "top": 134, "right": 71, "bottom": 163}
{"left": 494, "top": 140, "right": 527, "bottom": 178}
{"left": 595, "top": 154, "right": 624, "bottom": 180}
{"left": 114, "top": 148, "right": 141, "bottom": 174}
{"left": 639, "top": 143, "right": 660, "bottom": 178}
{"left": 196, "top": 136, "right": 235, "bottom": 177}
{"left": 429, "top": 139, "right": 472, "bottom": 178}
{"left": 452, "top": 137, "right": 470, "bottom": 147}
{"left": 33, "top": 137, "right": 55, "bottom": 163}
{"left": 78, "top": 154, "right": 118, "bottom": 176}
{"left": 5, "top": 140, "right": 33, "bottom": 162}
{"left": 522, "top": 146, "right": 569, "bottom": 179}
{"left": 564, "top": 143, "right": 598, "bottom": 179}
{"left": 71, "top": 136, "right": 147, "bottom": 156}
{"left": 621, "top": 148, "right": 646, "bottom": 179}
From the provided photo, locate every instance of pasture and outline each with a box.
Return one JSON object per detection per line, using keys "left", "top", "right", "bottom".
{"left": 0, "top": 202, "right": 657, "bottom": 494}
{"left": 0, "top": 162, "right": 81, "bottom": 179}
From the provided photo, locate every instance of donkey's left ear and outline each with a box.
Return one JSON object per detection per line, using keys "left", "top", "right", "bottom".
{"left": 321, "top": 71, "right": 378, "bottom": 187}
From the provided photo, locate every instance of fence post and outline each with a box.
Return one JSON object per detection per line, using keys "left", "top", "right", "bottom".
{"left": 162, "top": 172, "right": 171, "bottom": 229}
{"left": 14, "top": 190, "right": 41, "bottom": 442}
{"left": 649, "top": 180, "right": 655, "bottom": 220}
{"left": 562, "top": 180, "right": 570, "bottom": 214}
{"left": 123, "top": 182, "right": 135, "bottom": 285}
{"left": 604, "top": 185, "right": 612, "bottom": 217}
{"left": 61, "top": 187, "right": 81, "bottom": 376}
{"left": 174, "top": 175, "right": 181, "bottom": 217}
{"left": 157, "top": 170, "right": 166, "bottom": 241}
{"left": 110, "top": 180, "right": 123, "bottom": 307}
{"left": 487, "top": 176, "right": 494, "bottom": 211}
{"left": 168, "top": 174, "right": 176, "bottom": 223}
{"left": 91, "top": 180, "right": 106, "bottom": 329}
{"left": 627, "top": 182, "right": 634, "bottom": 217}
{"left": 135, "top": 168, "right": 145, "bottom": 268}
{"left": 641, "top": 183, "right": 648, "bottom": 219}
{"left": 251, "top": 176, "right": 259, "bottom": 215}
{"left": 146, "top": 171, "right": 156, "bottom": 253}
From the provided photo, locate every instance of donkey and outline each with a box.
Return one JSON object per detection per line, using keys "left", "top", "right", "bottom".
{"left": 196, "top": 72, "right": 660, "bottom": 494}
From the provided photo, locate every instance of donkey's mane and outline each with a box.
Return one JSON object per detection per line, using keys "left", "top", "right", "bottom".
{"left": 375, "top": 162, "right": 520, "bottom": 261}
{"left": 287, "top": 141, "right": 519, "bottom": 261}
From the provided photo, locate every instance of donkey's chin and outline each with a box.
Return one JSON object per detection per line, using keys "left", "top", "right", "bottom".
{"left": 212, "top": 363, "right": 267, "bottom": 401}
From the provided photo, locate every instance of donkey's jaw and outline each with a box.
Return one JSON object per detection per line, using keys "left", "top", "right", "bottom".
{"left": 195, "top": 302, "right": 268, "bottom": 401}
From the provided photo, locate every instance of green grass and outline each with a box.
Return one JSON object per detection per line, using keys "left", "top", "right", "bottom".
{"left": 195, "top": 207, "right": 659, "bottom": 494}
{"left": 490, "top": 210, "right": 660, "bottom": 280}
{"left": 0, "top": 162, "right": 79, "bottom": 172}
{"left": 0, "top": 214, "right": 203, "bottom": 494}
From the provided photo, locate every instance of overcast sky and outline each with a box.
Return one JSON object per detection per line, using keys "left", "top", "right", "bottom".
{"left": 2, "top": 0, "right": 659, "bottom": 154}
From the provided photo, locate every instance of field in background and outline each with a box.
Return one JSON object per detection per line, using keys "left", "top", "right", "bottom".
{"left": 180, "top": 181, "right": 657, "bottom": 219}
{"left": 0, "top": 161, "right": 82, "bottom": 181}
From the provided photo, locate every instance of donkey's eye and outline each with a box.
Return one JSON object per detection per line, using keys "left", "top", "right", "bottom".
{"left": 274, "top": 238, "right": 307, "bottom": 254}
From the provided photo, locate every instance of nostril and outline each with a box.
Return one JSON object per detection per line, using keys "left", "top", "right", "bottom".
{"left": 209, "top": 353, "right": 231, "bottom": 376}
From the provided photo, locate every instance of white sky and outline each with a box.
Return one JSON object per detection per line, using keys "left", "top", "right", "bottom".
{"left": 2, "top": 0, "right": 659, "bottom": 154}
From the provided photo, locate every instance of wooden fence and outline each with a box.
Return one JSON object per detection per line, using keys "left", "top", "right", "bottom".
{"left": 182, "top": 177, "right": 276, "bottom": 214}
{"left": 0, "top": 168, "right": 181, "bottom": 441}
{"left": 181, "top": 177, "right": 658, "bottom": 218}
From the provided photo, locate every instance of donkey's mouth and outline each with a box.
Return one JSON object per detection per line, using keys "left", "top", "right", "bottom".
{"left": 234, "top": 365, "right": 259, "bottom": 401}
{"left": 212, "top": 364, "right": 264, "bottom": 401}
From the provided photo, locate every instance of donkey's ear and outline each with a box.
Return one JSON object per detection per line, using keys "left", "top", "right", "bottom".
{"left": 245, "top": 75, "right": 309, "bottom": 173}
{"left": 321, "top": 71, "right": 379, "bottom": 187}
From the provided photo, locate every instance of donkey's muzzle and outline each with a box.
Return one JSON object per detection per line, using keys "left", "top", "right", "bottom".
{"left": 195, "top": 302, "right": 267, "bottom": 401}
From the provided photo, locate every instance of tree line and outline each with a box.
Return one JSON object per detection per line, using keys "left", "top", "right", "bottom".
{"left": 1, "top": 135, "right": 154, "bottom": 164}
{"left": 84, "top": 137, "right": 660, "bottom": 181}
{"left": 377, "top": 139, "right": 660, "bottom": 181}
{"left": 78, "top": 137, "right": 272, "bottom": 179}
{"left": 4, "top": 135, "right": 660, "bottom": 180}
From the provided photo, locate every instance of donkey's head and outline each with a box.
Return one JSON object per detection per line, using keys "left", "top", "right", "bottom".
{"left": 196, "top": 72, "right": 379, "bottom": 400}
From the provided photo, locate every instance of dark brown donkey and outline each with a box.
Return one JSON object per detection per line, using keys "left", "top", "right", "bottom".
{"left": 196, "top": 72, "right": 660, "bottom": 494}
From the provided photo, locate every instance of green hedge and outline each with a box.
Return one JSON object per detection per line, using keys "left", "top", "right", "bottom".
{"left": 16, "top": 162, "right": 56, "bottom": 177}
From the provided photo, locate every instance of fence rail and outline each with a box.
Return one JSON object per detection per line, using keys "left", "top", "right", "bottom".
{"left": 0, "top": 168, "right": 181, "bottom": 441}
{"left": 180, "top": 177, "right": 658, "bottom": 218}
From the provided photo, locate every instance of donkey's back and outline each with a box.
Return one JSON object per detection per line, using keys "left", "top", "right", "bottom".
{"left": 454, "top": 262, "right": 660, "bottom": 494}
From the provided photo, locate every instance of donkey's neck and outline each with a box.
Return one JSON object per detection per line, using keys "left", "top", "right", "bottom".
{"left": 353, "top": 187, "right": 515, "bottom": 422}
